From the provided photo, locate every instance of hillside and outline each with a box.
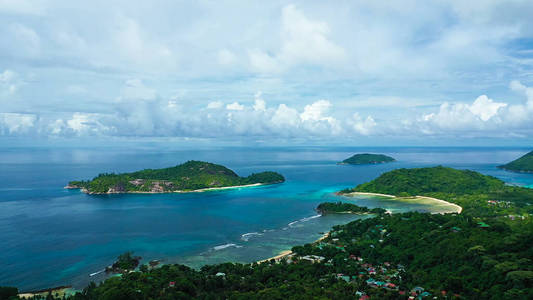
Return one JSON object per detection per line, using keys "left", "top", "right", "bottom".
{"left": 342, "top": 166, "right": 505, "bottom": 196}
{"left": 340, "top": 153, "right": 395, "bottom": 165}
{"left": 498, "top": 151, "right": 533, "bottom": 173}
{"left": 67, "top": 161, "right": 284, "bottom": 194}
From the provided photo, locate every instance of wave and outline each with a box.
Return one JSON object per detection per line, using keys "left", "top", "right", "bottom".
{"left": 213, "top": 243, "right": 242, "bottom": 251}
{"left": 288, "top": 214, "right": 322, "bottom": 227}
{"left": 89, "top": 269, "right": 105, "bottom": 277}
{"left": 241, "top": 232, "right": 263, "bottom": 241}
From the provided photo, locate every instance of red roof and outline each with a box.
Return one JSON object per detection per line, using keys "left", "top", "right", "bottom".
{"left": 359, "top": 296, "right": 370, "bottom": 300}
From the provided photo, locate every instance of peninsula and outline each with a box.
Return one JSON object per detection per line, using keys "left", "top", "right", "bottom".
{"left": 339, "top": 153, "right": 395, "bottom": 165}
{"left": 66, "top": 160, "right": 284, "bottom": 194}
{"left": 316, "top": 202, "right": 387, "bottom": 215}
{"left": 498, "top": 150, "right": 533, "bottom": 173}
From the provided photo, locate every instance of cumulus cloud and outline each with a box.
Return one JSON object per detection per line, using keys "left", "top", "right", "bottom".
{"left": 414, "top": 82, "right": 533, "bottom": 136}
{"left": 0, "top": 113, "right": 36, "bottom": 134}
{"left": 253, "top": 92, "right": 266, "bottom": 112}
{"left": 249, "top": 4, "right": 345, "bottom": 73}
{"left": 349, "top": 113, "right": 377, "bottom": 136}
{"left": 0, "top": 69, "right": 21, "bottom": 96}
{"left": 226, "top": 102, "right": 245, "bottom": 111}
{"left": 207, "top": 101, "right": 223, "bottom": 109}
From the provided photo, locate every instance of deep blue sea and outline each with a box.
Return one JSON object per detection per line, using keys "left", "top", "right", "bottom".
{"left": 1, "top": 146, "right": 532, "bottom": 291}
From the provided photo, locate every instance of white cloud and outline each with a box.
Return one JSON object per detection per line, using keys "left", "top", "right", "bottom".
{"left": 248, "top": 4, "right": 345, "bottom": 73}
{"left": 0, "top": 113, "right": 36, "bottom": 134}
{"left": 226, "top": 102, "right": 245, "bottom": 111}
{"left": 300, "top": 100, "right": 332, "bottom": 122}
{"left": 350, "top": 113, "right": 377, "bottom": 135}
{"left": 207, "top": 101, "right": 223, "bottom": 109}
{"left": 468, "top": 95, "right": 507, "bottom": 121}
{"left": 253, "top": 91, "right": 266, "bottom": 111}
{"left": 0, "top": 69, "right": 20, "bottom": 96}
{"left": 279, "top": 4, "right": 345, "bottom": 65}
{"left": 66, "top": 113, "right": 109, "bottom": 135}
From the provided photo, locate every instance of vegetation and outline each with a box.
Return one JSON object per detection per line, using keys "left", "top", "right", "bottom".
{"left": 317, "top": 202, "right": 387, "bottom": 215}
{"left": 68, "top": 161, "right": 284, "bottom": 194}
{"left": 341, "top": 166, "right": 505, "bottom": 196}
{"left": 13, "top": 166, "right": 533, "bottom": 299}
{"left": 108, "top": 252, "right": 141, "bottom": 273}
{"left": 499, "top": 151, "right": 533, "bottom": 173}
{"left": 0, "top": 286, "right": 18, "bottom": 300}
{"left": 340, "top": 153, "right": 395, "bottom": 165}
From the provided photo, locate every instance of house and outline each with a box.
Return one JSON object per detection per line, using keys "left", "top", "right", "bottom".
{"left": 359, "top": 295, "right": 370, "bottom": 300}
{"left": 215, "top": 272, "right": 226, "bottom": 277}
{"left": 168, "top": 281, "right": 175, "bottom": 288}
{"left": 301, "top": 255, "right": 325, "bottom": 263}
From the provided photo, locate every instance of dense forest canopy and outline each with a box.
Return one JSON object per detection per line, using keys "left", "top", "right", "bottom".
{"left": 342, "top": 166, "right": 505, "bottom": 196}
{"left": 316, "top": 202, "right": 387, "bottom": 215}
{"left": 341, "top": 154, "right": 395, "bottom": 165}
{"left": 68, "top": 161, "right": 284, "bottom": 194}
{"left": 499, "top": 151, "right": 533, "bottom": 173}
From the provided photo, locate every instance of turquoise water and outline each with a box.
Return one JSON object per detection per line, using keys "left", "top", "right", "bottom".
{"left": 0, "top": 147, "right": 532, "bottom": 291}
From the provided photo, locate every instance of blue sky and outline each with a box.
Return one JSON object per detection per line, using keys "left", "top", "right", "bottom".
{"left": 1, "top": 0, "right": 533, "bottom": 146}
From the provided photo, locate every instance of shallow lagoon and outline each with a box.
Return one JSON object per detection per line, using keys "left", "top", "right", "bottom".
{"left": 0, "top": 146, "right": 532, "bottom": 290}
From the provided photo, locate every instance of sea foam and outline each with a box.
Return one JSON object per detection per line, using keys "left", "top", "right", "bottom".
{"left": 241, "top": 232, "right": 263, "bottom": 241}
{"left": 213, "top": 243, "right": 242, "bottom": 251}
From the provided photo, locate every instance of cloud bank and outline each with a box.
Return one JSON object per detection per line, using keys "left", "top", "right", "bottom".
{"left": 1, "top": 1, "right": 533, "bottom": 143}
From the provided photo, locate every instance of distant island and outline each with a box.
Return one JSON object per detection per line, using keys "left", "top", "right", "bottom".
{"left": 66, "top": 160, "right": 284, "bottom": 194}
{"left": 339, "top": 153, "right": 395, "bottom": 165}
{"left": 498, "top": 150, "right": 533, "bottom": 173}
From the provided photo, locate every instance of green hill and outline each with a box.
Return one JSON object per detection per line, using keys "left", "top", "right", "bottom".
{"left": 342, "top": 166, "right": 505, "bottom": 196}
{"left": 498, "top": 150, "right": 533, "bottom": 173}
{"left": 67, "top": 161, "right": 284, "bottom": 194}
{"left": 340, "top": 153, "right": 395, "bottom": 165}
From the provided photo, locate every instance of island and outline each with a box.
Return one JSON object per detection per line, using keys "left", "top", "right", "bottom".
{"left": 339, "top": 153, "right": 395, "bottom": 165}
{"left": 106, "top": 252, "right": 141, "bottom": 274}
{"left": 9, "top": 166, "right": 533, "bottom": 299}
{"left": 498, "top": 150, "right": 533, "bottom": 173}
{"left": 66, "top": 160, "right": 285, "bottom": 194}
{"left": 316, "top": 202, "right": 387, "bottom": 215}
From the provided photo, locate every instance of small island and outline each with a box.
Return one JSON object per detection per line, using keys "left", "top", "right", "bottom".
{"left": 316, "top": 202, "right": 387, "bottom": 215}
{"left": 339, "top": 153, "right": 395, "bottom": 165}
{"left": 66, "top": 160, "right": 284, "bottom": 194}
{"left": 498, "top": 150, "right": 533, "bottom": 173}
{"left": 106, "top": 252, "right": 141, "bottom": 274}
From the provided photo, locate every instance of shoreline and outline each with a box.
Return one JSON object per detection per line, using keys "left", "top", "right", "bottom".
{"left": 67, "top": 182, "right": 276, "bottom": 195}
{"left": 255, "top": 232, "right": 330, "bottom": 264}
{"left": 343, "top": 192, "right": 463, "bottom": 214}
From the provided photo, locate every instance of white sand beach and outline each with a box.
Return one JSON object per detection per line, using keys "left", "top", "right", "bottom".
{"left": 344, "top": 192, "right": 462, "bottom": 214}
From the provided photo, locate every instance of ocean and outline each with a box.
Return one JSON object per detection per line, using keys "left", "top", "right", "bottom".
{"left": 1, "top": 146, "right": 532, "bottom": 291}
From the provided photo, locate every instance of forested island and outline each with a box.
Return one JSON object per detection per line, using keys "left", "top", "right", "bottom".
{"left": 316, "top": 202, "right": 387, "bottom": 215}
{"left": 498, "top": 150, "right": 533, "bottom": 173}
{"left": 6, "top": 166, "right": 533, "bottom": 299}
{"left": 66, "top": 161, "right": 285, "bottom": 194}
{"left": 339, "top": 153, "right": 395, "bottom": 165}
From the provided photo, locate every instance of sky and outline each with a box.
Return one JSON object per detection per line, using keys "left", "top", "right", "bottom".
{"left": 1, "top": 0, "right": 533, "bottom": 146}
